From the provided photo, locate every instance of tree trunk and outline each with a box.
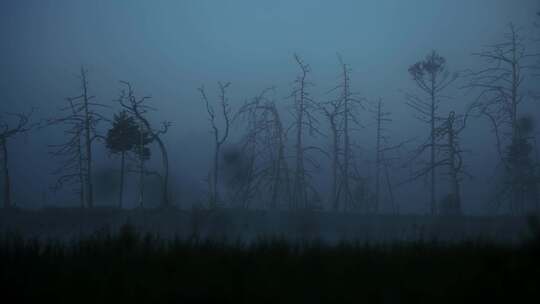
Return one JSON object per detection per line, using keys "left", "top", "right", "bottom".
{"left": 154, "top": 136, "right": 169, "bottom": 208}
{"left": 1, "top": 138, "right": 12, "bottom": 209}
{"left": 242, "top": 153, "right": 255, "bottom": 209}
{"left": 270, "top": 125, "right": 284, "bottom": 209}
{"left": 213, "top": 142, "right": 220, "bottom": 208}
{"left": 293, "top": 87, "right": 305, "bottom": 210}
{"left": 340, "top": 63, "right": 355, "bottom": 212}
{"left": 135, "top": 113, "right": 170, "bottom": 208}
{"left": 77, "top": 130, "right": 85, "bottom": 208}
{"left": 270, "top": 110, "right": 289, "bottom": 209}
{"left": 331, "top": 116, "right": 339, "bottom": 211}
{"left": 384, "top": 163, "right": 397, "bottom": 214}
{"left": 375, "top": 101, "right": 382, "bottom": 213}
{"left": 430, "top": 75, "right": 437, "bottom": 216}
{"left": 270, "top": 138, "right": 282, "bottom": 209}
{"left": 510, "top": 36, "right": 520, "bottom": 214}
{"left": 81, "top": 68, "right": 94, "bottom": 208}
{"left": 271, "top": 141, "right": 289, "bottom": 209}
{"left": 119, "top": 151, "right": 125, "bottom": 209}
{"left": 138, "top": 123, "right": 145, "bottom": 208}
{"left": 448, "top": 125, "right": 461, "bottom": 215}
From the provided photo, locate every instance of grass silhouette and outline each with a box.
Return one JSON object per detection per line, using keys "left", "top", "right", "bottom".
{"left": 1, "top": 222, "right": 539, "bottom": 303}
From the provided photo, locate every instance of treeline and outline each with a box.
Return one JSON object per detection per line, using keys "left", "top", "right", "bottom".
{"left": 1, "top": 23, "right": 540, "bottom": 216}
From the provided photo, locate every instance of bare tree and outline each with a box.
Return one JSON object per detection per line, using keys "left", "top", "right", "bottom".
{"left": 371, "top": 99, "right": 411, "bottom": 214}
{"left": 338, "top": 58, "right": 364, "bottom": 211}
{"left": 465, "top": 24, "right": 539, "bottom": 213}
{"left": 289, "top": 54, "right": 323, "bottom": 210}
{"left": 199, "top": 82, "right": 232, "bottom": 208}
{"left": 49, "top": 101, "right": 85, "bottom": 207}
{"left": 489, "top": 116, "right": 540, "bottom": 214}
{"left": 233, "top": 88, "right": 290, "bottom": 209}
{"left": 231, "top": 91, "right": 266, "bottom": 209}
{"left": 78, "top": 68, "right": 104, "bottom": 208}
{"left": 435, "top": 111, "right": 469, "bottom": 215}
{"left": 117, "top": 81, "right": 171, "bottom": 208}
{"left": 255, "top": 93, "right": 291, "bottom": 209}
{"left": 406, "top": 50, "right": 457, "bottom": 215}
{"left": 0, "top": 111, "right": 33, "bottom": 208}
{"left": 467, "top": 24, "right": 537, "bottom": 161}
{"left": 324, "top": 56, "right": 364, "bottom": 212}
{"left": 506, "top": 116, "right": 540, "bottom": 214}
{"left": 374, "top": 99, "right": 394, "bottom": 213}
{"left": 49, "top": 67, "right": 106, "bottom": 208}
{"left": 322, "top": 97, "right": 342, "bottom": 211}
{"left": 374, "top": 100, "right": 385, "bottom": 213}
{"left": 263, "top": 101, "right": 291, "bottom": 209}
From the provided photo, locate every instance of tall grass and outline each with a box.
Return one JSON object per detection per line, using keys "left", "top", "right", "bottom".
{"left": 1, "top": 223, "right": 539, "bottom": 303}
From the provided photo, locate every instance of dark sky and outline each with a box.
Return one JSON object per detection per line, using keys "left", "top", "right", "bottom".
{"left": 1, "top": 0, "right": 540, "bottom": 213}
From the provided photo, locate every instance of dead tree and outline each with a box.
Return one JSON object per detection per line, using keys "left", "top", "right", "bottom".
{"left": 465, "top": 24, "right": 539, "bottom": 213}
{"left": 117, "top": 81, "right": 171, "bottom": 208}
{"left": 49, "top": 100, "right": 85, "bottom": 207}
{"left": 325, "top": 56, "right": 364, "bottom": 212}
{"left": 504, "top": 116, "right": 540, "bottom": 214}
{"left": 77, "top": 68, "right": 103, "bottom": 208}
{"left": 435, "top": 111, "right": 469, "bottom": 215}
{"left": 0, "top": 111, "right": 32, "bottom": 208}
{"left": 383, "top": 158, "right": 397, "bottom": 214}
{"left": 289, "top": 54, "right": 323, "bottom": 210}
{"left": 263, "top": 102, "right": 291, "bottom": 209}
{"left": 322, "top": 97, "right": 342, "bottom": 211}
{"left": 374, "top": 99, "right": 395, "bottom": 213}
{"left": 49, "top": 67, "right": 106, "bottom": 208}
{"left": 406, "top": 50, "right": 457, "bottom": 215}
{"left": 255, "top": 94, "right": 291, "bottom": 209}
{"left": 233, "top": 88, "right": 290, "bottom": 209}
{"left": 372, "top": 99, "right": 410, "bottom": 214}
{"left": 338, "top": 58, "right": 363, "bottom": 211}
{"left": 231, "top": 91, "right": 265, "bottom": 209}
{"left": 374, "top": 100, "right": 385, "bottom": 213}
{"left": 199, "top": 82, "right": 232, "bottom": 208}
{"left": 488, "top": 116, "right": 540, "bottom": 215}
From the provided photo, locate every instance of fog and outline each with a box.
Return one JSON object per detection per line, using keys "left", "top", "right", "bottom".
{"left": 1, "top": 0, "right": 540, "bottom": 216}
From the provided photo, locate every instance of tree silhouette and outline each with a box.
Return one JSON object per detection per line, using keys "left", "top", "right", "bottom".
{"left": 322, "top": 93, "right": 342, "bottom": 211}
{"left": 333, "top": 56, "right": 364, "bottom": 212}
{"left": 435, "top": 111, "right": 469, "bottom": 215}
{"left": 106, "top": 111, "right": 150, "bottom": 208}
{"left": 373, "top": 99, "right": 406, "bottom": 214}
{"left": 199, "top": 82, "right": 232, "bottom": 208}
{"left": 117, "top": 81, "right": 170, "bottom": 208}
{"left": 48, "top": 100, "right": 85, "bottom": 207}
{"left": 501, "top": 116, "right": 539, "bottom": 214}
{"left": 234, "top": 88, "right": 269, "bottom": 208}
{"left": 466, "top": 24, "right": 539, "bottom": 213}
{"left": 406, "top": 50, "right": 457, "bottom": 215}
{"left": 289, "top": 54, "right": 324, "bottom": 210}
{"left": 322, "top": 56, "right": 364, "bottom": 212}
{"left": 48, "top": 67, "right": 106, "bottom": 208}
{"left": 234, "top": 88, "right": 291, "bottom": 209}
{"left": 259, "top": 99, "right": 291, "bottom": 209}
{"left": 0, "top": 111, "right": 33, "bottom": 208}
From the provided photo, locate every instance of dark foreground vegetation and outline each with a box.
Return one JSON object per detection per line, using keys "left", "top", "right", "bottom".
{"left": 0, "top": 207, "right": 535, "bottom": 243}
{"left": 1, "top": 222, "right": 539, "bottom": 304}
